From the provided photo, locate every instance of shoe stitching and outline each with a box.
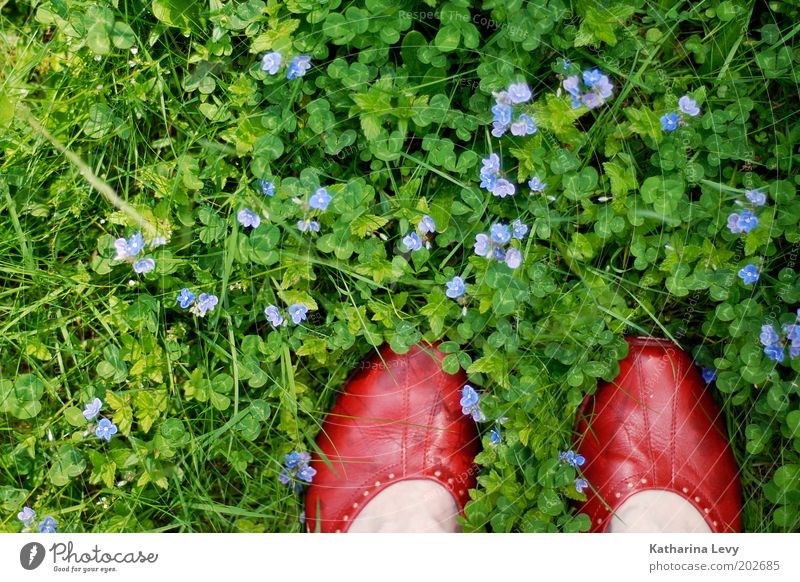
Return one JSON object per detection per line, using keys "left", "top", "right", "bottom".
{"left": 321, "top": 345, "right": 472, "bottom": 532}
{"left": 585, "top": 344, "right": 739, "bottom": 533}
{"left": 421, "top": 354, "right": 445, "bottom": 474}
{"left": 325, "top": 463, "right": 468, "bottom": 532}
{"left": 671, "top": 355, "right": 741, "bottom": 531}
{"left": 635, "top": 348, "right": 657, "bottom": 488}
{"left": 670, "top": 353, "right": 678, "bottom": 489}
{"left": 592, "top": 478, "right": 727, "bottom": 532}
{"left": 326, "top": 461, "right": 404, "bottom": 532}
{"left": 401, "top": 352, "right": 408, "bottom": 476}
{"left": 580, "top": 348, "right": 644, "bottom": 529}
{"left": 588, "top": 467, "right": 727, "bottom": 531}
{"left": 313, "top": 347, "right": 402, "bottom": 532}
{"left": 588, "top": 475, "right": 641, "bottom": 529}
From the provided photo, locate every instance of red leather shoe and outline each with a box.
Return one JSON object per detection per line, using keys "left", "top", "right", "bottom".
{"left": 305, "top": 342, "right": 480, "bottom": 533}
{"left": 574, "top": 336, "right": 742, "bottom": 532}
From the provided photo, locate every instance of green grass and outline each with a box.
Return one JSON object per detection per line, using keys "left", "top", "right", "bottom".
{"left": 2, "top": 0, "right": 800, "bottom": 533}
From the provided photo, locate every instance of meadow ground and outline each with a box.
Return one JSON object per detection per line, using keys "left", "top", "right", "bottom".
{"left": 1, "top": 0, "right": 799, "bottom": 533}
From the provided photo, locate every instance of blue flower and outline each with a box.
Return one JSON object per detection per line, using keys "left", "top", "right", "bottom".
{"left": 784, "top": 324, "right": 800, "bottom": 360}
{"left": 297, "top": 465, "right": 317, "bottom": 483}
{"left": 745, "top": 189, "right": 766, "bottom": 207}
{"left": 177, "top": 288, "right": 196, "bottom": 309}
{"left": 678, "top": 95, "right": 700, "bottom": 117}
{"left": 127, "top": 232, "right": 145, "bottom": 254}
{"left": 491, "top": 121, "right": 508, "bottom": 137}
{"left": 528, "top": 177, "right": 546, "bottom": 192}
{"left": 285, "top": 451, "right": 311, "bottom": 469}
{"left": 558, "top": 68, "right": 614, "bottom": 108}
{"left": 562, "top": 75, "right": 581, "bottom": 97}
{"left": 474, "top": 233, "right": 491, "bottom": 257}
{"left": 115, "top": 232, "right": 144, "bottom": 260}
{"left": 261, "top": 51, "right": 282, "bottom": 75}
{"left": 481, "top": 153, "right": 500, "bottom": 175}
{"left": 286, "top": 55, "right": 311, "bottom": 79}
{"left": 192, "top": 293, "right": 219, "bottom": 317}
{"left": 474, "top": 226, "right": 526, "bottom": 269}
{"left": 18, "top": 506, "right": 36, "bottom": 527}
{"left": 569, "top": 452, "right": 586, "bottom": 468}
{"left": 418, "top": 215, "right": 436, "bottom": 235}
{"left": 581, "top": 92, "right": 602, "bottom": 109}
{"left": 511, "top": 219, "right": 528, "bottom": 240}
{"left": 258, "top": 180, "right": 275, "bottom": 196}
{"left": 492, "top": 178, "right": 515, "bottom": 198}
{"left": 260, "top": 180, "right": 275, "bottom": 197}
{"left": 561, "top": 450, "right": 585, "bottom": 468}
{"left": 402, "top": 231, "right": 423, "bottom": 252}
{"left": 132, "top": 258, "right": 155, "bottom": 274}
{"left": 727, "top": 211, "right": 759, "bottom": 234}
{"left": 490, "top": 223, "right": 511, "bottom": 245}
{"left": 493, "top": 90, "right": 511, "bottom": 106}
{"left": 491, "top": 103, "right": 512, "bottom": 126}
{"left": 82, "top": 397, "right": 102, "bottom": 421}
{"left": 479, "top": 154, "right": 501, "bottom": 190}
{"left": 237, "top": 208, "right": 261, "bottom": 229}
{"left": 510, "top": 113, "right": 537, "bottom": 136}
{"left": 490, "top": 424, "right": 501, "bottom": 445}
{"left": 760, "top": 324, "right": 780, "bottom": 346}
{"left": 460, "top": 385, "right": 478, "bottom": 407}
{"left": 280, "top": 450, "right": 315, "bottom": 486}
{"left": 309, "top": 187, "right": 331, "bottom": 211}
{"left": 38, "top": 516, "right": 58, "bottom": 533}
{"left": 738, "top": 264, "right": 760, "bottom": 285}
{"left": 764, "top": 344, "right": 785, "bottom": 363}
{"left": 660, "top": 113, "right": 680, "bottom": 132}
{"left": 507, "top": 82, "right": 532, "bottom": 104}
{"left": 736, "top": 210, "right": 759, "bottom": 233}
{"left": 592, "top": 76, "right": 614, "bottom": 100}
{"left": 701, "top": 367, "right": 717, "bottom": 383}
{"left": 575, "top": 478, "right": 589, "bottom": 494}
{"left": 95, "top": 418, "right": 118, "bottom": 442}
{"left": 297, "top": 219, "right": 320, "bottom": 232}
{"left": 727, "top": 213, "right": 743, "bottom": 233}
{"left": 582, "top": 68, "right": 604, "bottom": 87}
{"left": 445, "top": 276, "right": 465, "bottom": 299}
{"left": 504, "top": 247, "right": 522, "bottom": 269}
{"left": 288, "top": 304, "right": 308, "bottom": 324}
{"left": 479, "top": 172, "right": 497, "bottom": 191}
{"left": 460, "top": 384, "right": 484, "bottom": 422}
{"left": 264, "top": 305, "right": 284, "bottom": 327}
{"left": 114, "top": 234, "right": 140, "bottom": 261}
{"left": 784, "top": 323, "right": 800, "bottom": 345}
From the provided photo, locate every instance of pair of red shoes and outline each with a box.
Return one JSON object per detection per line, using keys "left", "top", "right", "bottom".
{"left": 305, "top": 337, "right": 742, "bottom": 532}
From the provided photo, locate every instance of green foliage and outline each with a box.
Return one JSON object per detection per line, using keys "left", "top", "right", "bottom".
{"left": 1, "top": 0, "right": 799, "bottom": 534}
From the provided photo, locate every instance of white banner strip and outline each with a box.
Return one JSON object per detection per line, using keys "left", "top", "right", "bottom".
{"left": 1, "top": 533, "right": 798, "bottom": 581}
